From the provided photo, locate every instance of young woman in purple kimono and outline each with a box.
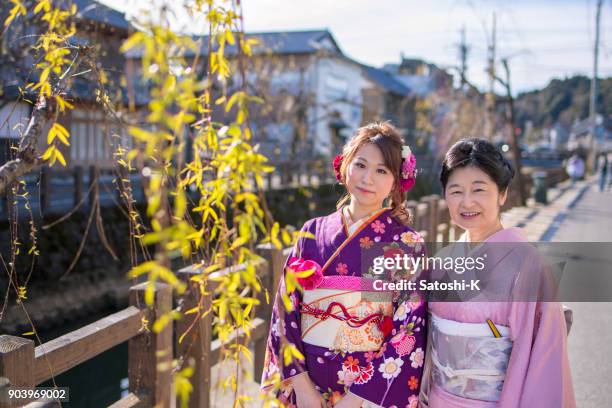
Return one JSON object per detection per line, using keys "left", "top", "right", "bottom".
{"left": 261, "top": 123, "right": 427, "bottom": 407}
{"left": 420, "top": 138, "right": 575, "bottom": 407}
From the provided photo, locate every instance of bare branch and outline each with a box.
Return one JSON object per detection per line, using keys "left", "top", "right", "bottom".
{"left": 0, "top": 97, "right": 48, "bottom": 194}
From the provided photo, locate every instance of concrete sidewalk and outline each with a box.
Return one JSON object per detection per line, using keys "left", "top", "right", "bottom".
{"left": 513, "top": 177, "right": 612, "bottom": 408}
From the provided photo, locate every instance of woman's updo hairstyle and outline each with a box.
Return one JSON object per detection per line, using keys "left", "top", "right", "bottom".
{"left": 440, "top": 138, "right": 515, "bottom": 193}
{"left": 336, "top": 122, "right": 411, "bottom": 225}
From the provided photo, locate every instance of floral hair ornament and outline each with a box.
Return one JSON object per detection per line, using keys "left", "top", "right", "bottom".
{"left": 333, "top": 154, "right": 344, "bottom": 182}
{"left": 400, "top": 145, "right": 417, "bottom": 193}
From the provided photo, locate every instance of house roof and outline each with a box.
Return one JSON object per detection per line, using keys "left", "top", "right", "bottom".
{"left": 73, "top": 0, "right": 130, "bottom": 30}
{"left": 125, "top": 29, "right": 344, "bottom": 59}
{"left": 361, "top": 65, "right": 411, "bottom": 96}
{"left": 222, "top": 29, "right": 343, "bottom": 56}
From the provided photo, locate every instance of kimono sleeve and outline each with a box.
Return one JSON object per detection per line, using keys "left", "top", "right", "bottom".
{"left": 497, "top": 250, "right": 576, "bottom": 407}
{"left": 348, "top": 235, "right": 428, "bottom": 408}
{"left": 260, "top": 220, "right": 314, "bottom": 389}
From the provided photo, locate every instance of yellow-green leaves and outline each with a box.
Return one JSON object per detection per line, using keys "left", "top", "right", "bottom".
{"left": 55, "top": 95, "right": 74, "bottom": 112}
{"left": 41, "top": 145, "right": 66, "bottom": 166}
{"left": 5, "top": 0, "right": 26, "bottom": 27}
{"left": 283, "top": 343, "right": 305, "bottom": 366}
{"left": 17, "top": 286, "right": 27, "bottom": 301}
{"left": 47, "top": 122, "right": 70, "bottom": 145}
{"left": 41, "top": 122, "right": 70, "bottom": 167}
{"left": 128, "top": 261, "right": 186, "bottom": 305}
{"left": 174, "top": 365, "right": 194, "bottom": 408}
{"left": 33, "top": 0, "right": 51, "bottom": 15}
{"left": 9, "top": 0, "right": 78, "bottom": 173}
{"left": 152, "top": 310, "right": 183, "bottom": 333}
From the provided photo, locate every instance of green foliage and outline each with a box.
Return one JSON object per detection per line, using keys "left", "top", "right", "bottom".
{"left": 515, "top": 75, "right": 612, "bottom": 128}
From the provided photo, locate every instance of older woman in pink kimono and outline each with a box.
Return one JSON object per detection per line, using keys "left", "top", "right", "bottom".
{"left": 420, "top": 138, "right": 575, "bottom": 407}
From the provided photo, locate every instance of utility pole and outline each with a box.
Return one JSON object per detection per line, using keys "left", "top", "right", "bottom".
{"left": 499, "top": 59, "right": 526, "bottom": 205}
{"left": 485, "top": 13, "right": 497, "bottom": 140}
{"left": 458, "top": 25, "right": 469, "bottom": 89}
{"left": 588, "top": 0, "right": 604, "bottom": 172}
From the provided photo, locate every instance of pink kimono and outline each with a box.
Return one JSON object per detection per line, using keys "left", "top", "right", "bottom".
{"left": 422, "top": 227, "right": 575, "bottom": 408}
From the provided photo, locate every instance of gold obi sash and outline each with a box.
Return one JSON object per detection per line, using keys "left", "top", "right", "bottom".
{"left": 300, "top": 277, "right": 393, "bottom": 352}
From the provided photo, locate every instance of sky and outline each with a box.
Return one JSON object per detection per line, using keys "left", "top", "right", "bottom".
{"left": 98, "top": 0, "right": 612, "bottom": 94}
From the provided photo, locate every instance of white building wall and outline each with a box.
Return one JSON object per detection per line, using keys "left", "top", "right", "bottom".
{"left": 309, "top": 57, "right": 364, "bottom": 157}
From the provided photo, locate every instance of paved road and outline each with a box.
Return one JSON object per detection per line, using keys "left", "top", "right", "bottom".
{"left": 544, "top": 178, "right": 612, "bottom": 408}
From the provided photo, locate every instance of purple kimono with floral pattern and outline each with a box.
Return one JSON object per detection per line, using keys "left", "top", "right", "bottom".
{"left": 261, "top": 208, "right": 427, "bottom": 408}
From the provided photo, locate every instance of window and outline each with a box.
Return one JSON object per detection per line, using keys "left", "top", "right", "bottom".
{"left": 69, "top": 109, "right": 121, "bottom": 168}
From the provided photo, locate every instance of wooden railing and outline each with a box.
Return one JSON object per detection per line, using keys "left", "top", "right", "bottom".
{"left": 0, "top": 244, "right": 286, "bottom": 408}
{"left": 0, "top": 165, "right": 143, "bottom": 220}
{"left": 0, "top": 161, "right": 336, "bottom": 220}
{"left": 0, "top": 282, "right": 169, "bottom": 407}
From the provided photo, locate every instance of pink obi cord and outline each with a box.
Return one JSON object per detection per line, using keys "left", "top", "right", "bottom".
{"left": 316, "top": 275, "right": 392, "bottom": 292}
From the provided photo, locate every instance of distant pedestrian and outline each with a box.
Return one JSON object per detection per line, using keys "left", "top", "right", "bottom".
{"left": 598, "top": 153, "right": 608, "bottom": 192}
{"left": 566, "top": 154, "right": 585, "bottom": 186}
{"left": 608, "top": 153, "right": 612, "bottom": 190}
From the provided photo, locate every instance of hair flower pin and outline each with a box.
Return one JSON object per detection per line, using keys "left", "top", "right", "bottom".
{"left": 400, "top": 145, "right": 417, "bottom": 193}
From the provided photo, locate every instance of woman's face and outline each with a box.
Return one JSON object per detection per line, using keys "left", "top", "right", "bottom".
{"left": 345, "top": 143, "right": 395, "bottom": 210}
{"left": 444, "top": 165, "right": 507, "bottom": 232}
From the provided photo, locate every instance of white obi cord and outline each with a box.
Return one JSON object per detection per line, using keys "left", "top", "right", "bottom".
{"left": 430, "top": 313, "right": 513, "bottom": 402}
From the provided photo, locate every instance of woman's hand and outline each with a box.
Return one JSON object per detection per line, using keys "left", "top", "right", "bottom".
{"left": 291, "top": 373, "right": 325, "bottom": 408}
{"left": 333, "top": 392, "right": 364, "bottom": 408}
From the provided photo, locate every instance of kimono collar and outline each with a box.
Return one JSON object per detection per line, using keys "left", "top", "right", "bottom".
{"left": 342, "top": 206, "right": 388, "bottom": 237}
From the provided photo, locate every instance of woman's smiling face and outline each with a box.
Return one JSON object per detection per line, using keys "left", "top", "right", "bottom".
{"left": 444, "top": 165, "right": 507, "bottom": 232}
{"left": 345, "top": 143, "right": 395, "bottom": 211}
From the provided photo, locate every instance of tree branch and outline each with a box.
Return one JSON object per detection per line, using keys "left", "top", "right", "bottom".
{"left": 0, "top": 96, "right": 48, "bottom": 194}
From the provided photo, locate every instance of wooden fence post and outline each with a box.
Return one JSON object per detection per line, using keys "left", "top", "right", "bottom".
{"left": 175, "top": 266, "right": 212, "bottom": 408}
{"left": 255, "top": 244, "right": 286, "bottom": 380}
{"left": 452, "top": 222, "right": 463, "bottom": 242}
{"left": 316, "top": 160, "right": 325, "bottom": 185}
{"left": 306, "top": 162, "right": 314, "bottom": 186}
{"left": 405, "top": 200, "right": 418, "bottom": 227}
{"left": 292, "top": 162, "right": 299, "bottom": 186}
{"left": 437, "top": 199, "right": 450, "bottom": 245}
{"left": 0, "top": 335, "right": 35, "bottom": 387}
{"left": 128, "top": 283, "right": 172, "bottom": 407}
{"left": 0, "top": 335, "right": 35, "bottom": 407}
{"left": 427, "top": 195, "right": 440, "bottom": 243}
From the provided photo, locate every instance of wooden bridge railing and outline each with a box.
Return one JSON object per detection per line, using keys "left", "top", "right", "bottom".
{"left": 0, "top": 282, "right": 170, "bottom": 407}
